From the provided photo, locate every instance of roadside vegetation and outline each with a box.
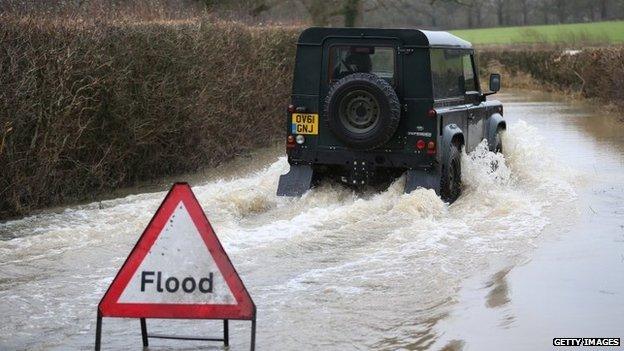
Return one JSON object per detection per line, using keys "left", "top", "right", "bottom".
{"left": 477, "top": 49, "right": 624, "bottom": 109}
{"left": 0, "top": 15, "right": 297, "bottom": 218}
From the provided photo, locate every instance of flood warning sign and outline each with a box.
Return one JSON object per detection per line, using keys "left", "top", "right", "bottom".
{"left": 98, "top": 183, "right": 254, "bottom": 320}
{"left": 117, "top": 202, "right": 235, "bottom": 304}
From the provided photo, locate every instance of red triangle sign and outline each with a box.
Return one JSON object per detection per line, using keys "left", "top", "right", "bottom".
{"left": 99, "top": 183, "right": 255, "bottom": 320}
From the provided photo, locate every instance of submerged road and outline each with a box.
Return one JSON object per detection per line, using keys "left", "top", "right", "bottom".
{"left": 0, "top": 91, "right": 623, "bottom": 350}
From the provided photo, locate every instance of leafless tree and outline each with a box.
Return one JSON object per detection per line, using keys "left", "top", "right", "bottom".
{"left": 193, "top": 0, "right": 624, "bottom": 28}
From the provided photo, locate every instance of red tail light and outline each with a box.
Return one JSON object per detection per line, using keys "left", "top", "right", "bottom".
{"left": 427, "top": 141, "right": 436, "bottom": 154}
{"left": 416, "top": 139, "right": 426, "bottom": 150}
{"left": 287, "top": 135, "right": 295, "bottom": 148}
{"left": 427, "top": 108, "right": 437, "bottom": 118}
{"left": 287, "top": 104, "right": 296, "bottom": 113}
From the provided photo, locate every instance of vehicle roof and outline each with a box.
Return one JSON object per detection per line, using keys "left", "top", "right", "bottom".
{"left": 298, "top": 27, "right": 472, "bottom": 49}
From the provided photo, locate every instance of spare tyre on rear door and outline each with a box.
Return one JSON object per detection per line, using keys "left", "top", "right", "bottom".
{"left": 324, "top": 73, "right": 401, "bottom": 150}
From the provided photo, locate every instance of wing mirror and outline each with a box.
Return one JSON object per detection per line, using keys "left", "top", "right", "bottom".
{"left": 482, "top": 73, "right": 500, "bottom": 99}
{"left": 489, "top": 73, "right": 501, "bottom": 93}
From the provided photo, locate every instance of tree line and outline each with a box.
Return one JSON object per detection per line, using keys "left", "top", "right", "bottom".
{"left": 207, "top": 0, "right": 624, "bottom": 28}
{"left": 2, "top": 0, "right": 624, "bottom": 29}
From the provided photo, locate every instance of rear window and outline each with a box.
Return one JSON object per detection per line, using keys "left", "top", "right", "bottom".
{"left": 329, "top": 46, "right": 395, "bottom": 84}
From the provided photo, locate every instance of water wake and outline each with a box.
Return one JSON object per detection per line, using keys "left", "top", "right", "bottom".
{"left": 0, "top": 120, "right": 578, "bottom": 350}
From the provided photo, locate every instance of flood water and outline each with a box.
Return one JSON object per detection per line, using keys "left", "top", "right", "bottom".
{"left": 1, "top": 91, "right": 623, "bottom": 350}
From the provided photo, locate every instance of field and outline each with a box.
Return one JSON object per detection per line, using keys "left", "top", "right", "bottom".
{"left": 451, "top": 20, "right": 624, "bottom": 45}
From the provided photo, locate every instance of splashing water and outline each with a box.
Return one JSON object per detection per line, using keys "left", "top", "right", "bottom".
{"left": 0, "top": 120, "right": 577, "bottom": 350}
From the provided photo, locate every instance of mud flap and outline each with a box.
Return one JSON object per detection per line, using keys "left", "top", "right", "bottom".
{"left": 276, "top": 164, "right": 314, "bottom": 197}
{"left": 404, "top": 169, "right": 440, "bottom": 195}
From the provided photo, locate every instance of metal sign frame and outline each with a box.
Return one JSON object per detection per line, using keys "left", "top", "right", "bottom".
{"left": 94, "top": 182, "right": 256, "bottom": 350}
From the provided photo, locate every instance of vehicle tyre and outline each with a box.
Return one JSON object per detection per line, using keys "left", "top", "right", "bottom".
{"left": 440, "top": 143, "right": 462, "bottom": 203}
{"left": 493, "top": 127, "right": 504, "bottom": 153}
{"left": 324, "top": 73, "right": 401, "bottom": 150}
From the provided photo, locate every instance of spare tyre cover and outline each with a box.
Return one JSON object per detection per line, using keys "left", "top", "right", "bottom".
{"left": 324, "top": 73, "right": 401, "bottom": 150}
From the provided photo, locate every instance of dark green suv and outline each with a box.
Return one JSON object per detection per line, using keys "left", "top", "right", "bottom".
{"left": 277, "top": 27, "right": 505, "bottom": 202}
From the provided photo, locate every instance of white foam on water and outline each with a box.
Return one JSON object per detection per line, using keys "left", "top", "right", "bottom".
{"left": 0, "top": 120, "right": 577, "bottom": 350}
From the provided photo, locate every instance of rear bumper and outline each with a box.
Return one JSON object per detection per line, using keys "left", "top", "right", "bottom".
{"left": 287, "top": 147, "right": 436, "bottom": 187}
{"left": 287, "top": 147, "right": 435, "bottom": 170}
{"left": 277, "top": 147, "right": 441, "bottom": 196}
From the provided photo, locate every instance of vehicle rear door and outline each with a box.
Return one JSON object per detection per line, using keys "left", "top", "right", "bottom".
{"left": 319, "top": 38, "right": 403, "bottom": 148}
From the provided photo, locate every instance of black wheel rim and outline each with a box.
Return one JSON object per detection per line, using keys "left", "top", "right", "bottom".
{"left": 338, "top": 89, "right": 380, "bottom": 134}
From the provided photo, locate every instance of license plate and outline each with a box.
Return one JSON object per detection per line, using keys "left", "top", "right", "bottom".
{"left": 291, "top": 113, "right": 318, "bottom": 135}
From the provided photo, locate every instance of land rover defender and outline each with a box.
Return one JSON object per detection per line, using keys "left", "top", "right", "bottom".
{"left": 277, "top": 27, "right": 505, "bottom": 202}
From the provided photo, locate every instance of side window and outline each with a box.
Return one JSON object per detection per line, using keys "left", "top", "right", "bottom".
{"left": 462, "top": 54, "right": 476, "bottom": 92}
{"left": 329, "top": 46, "right": 395, "bottom": 84}
{"left": 430, "top": 49, "right": 464, "bottom": 99}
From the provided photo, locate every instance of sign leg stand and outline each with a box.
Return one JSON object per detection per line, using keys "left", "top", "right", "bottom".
{"left": 250, "top": 317, "right": 256, "bottom": 351}
{"left": 140, "top": 318, "right": 149, "bottom": 347}
{"left": 223, "top": 319, "right": 229, "bottom": 347}
{"left": 95, "top": 312, "right": 102, "bottom": 351}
